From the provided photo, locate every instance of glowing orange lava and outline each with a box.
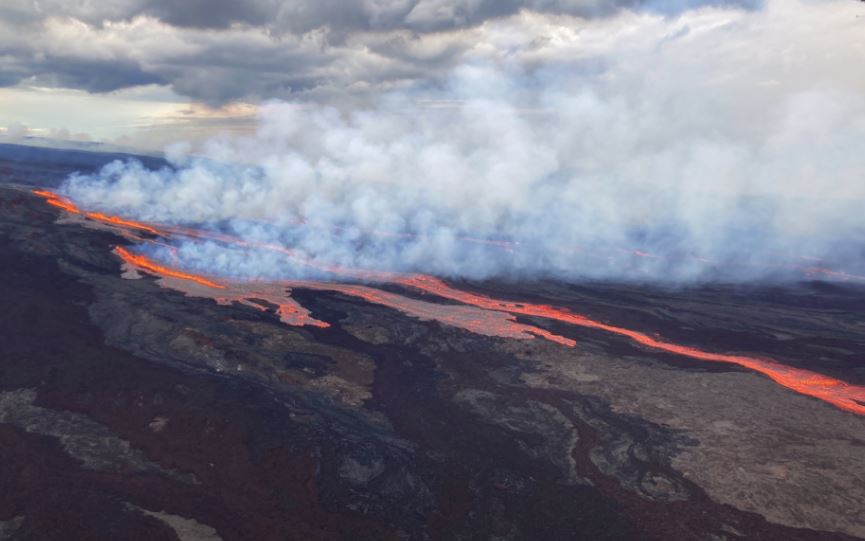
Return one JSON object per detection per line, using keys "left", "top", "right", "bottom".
{"left": 114, "top": 245, "right": 567, "bottom": 342}
{"left": 85, "top": 212, "right": 163, "bottom": 236}
{"left": 115, "top": 246, "right": 330, "bottom": 327}
{"left": 115, "top": 246, "right": 226, "bottom": 289}
{"left": 33, "top": 190, "right": 165, "bottom": 236}
{"left": 291, "top": 281, "right": 576, "bottom": 346}
{"left": 398, "top": 275, "right": 865, "bottom": 415}
{"left": 33, "top": 189, "right": 81, "bottom": 213}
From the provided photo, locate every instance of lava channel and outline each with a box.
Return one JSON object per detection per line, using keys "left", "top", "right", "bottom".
{"left": 115, "top": 246, "right": 329, "bottom": 328}
{"left": 398, "top": 275, "right": 865, "bottom": 415}
{"left": 33, "top": 190, "right": 165, "bottom": 237}
{"left": 115, "top": 246, "right": 571, "bottom": 344}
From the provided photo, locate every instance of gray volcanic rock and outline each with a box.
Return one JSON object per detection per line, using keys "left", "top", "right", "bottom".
{"left": 453, "top": 389, "right": 588, "bottom": 486}
{"left": 0, "top": 389, "right": 194, "bottom": 482}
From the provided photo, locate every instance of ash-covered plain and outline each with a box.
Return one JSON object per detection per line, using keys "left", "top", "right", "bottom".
{"left": 1, "top": 150, "right": 864, "bottom": 540}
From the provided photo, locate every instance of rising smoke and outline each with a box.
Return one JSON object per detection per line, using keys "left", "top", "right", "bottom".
{"left": 62, "top": 0, "right": 865, "bottom": 283}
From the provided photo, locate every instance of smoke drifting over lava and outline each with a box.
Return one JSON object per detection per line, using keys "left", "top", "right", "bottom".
{"left": 61, "top": 0, "right": 865, "bottom": 283}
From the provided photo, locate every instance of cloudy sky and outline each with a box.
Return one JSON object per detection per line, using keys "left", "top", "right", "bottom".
{"left": 0, "top": 0, "right": 802, "bottom": 150}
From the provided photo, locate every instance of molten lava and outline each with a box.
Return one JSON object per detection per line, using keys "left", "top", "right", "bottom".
{"left": 116, "top": 246, "right": 330, "bottom": 328}
{"left": 33, "top": 189, "right": 82, "bottom": 214}
{"left": 292, "top": 282, "right": 576, "bottom": 346}
{"left": 34, "top": 188, "right": 865, "bottom": 415}
{"left": 33, "top": 190, "right": 165, "bottom": 236}
{"left": 115, "top": 246, "right": 226, "bottom": 289}
{"left": 115, "top": 246, "right": 570, "bottom": 343}
{"left": 398, "top": 275, "right": 865, "bottom": 415}
{"left": 85, "top": 212, "right": 163, "bottom": 236}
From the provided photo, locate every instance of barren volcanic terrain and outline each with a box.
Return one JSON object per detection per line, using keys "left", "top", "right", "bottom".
{"left": 1, "top": 150, "right": 864, "bottom": 540}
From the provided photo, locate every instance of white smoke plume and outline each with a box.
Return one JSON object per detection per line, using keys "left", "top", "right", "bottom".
{"left": 63, "top": 0, "right": 865, "bottom": 283}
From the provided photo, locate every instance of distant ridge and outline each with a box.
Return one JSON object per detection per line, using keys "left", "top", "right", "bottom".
{"left": 0, "top": 143, "right": 168, "bottom": 188}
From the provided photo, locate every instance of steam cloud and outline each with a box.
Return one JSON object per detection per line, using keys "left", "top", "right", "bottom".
{"left": 63, "top": 0, "right": 865, "bottom": 283}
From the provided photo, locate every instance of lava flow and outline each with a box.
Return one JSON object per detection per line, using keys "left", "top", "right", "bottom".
{"left": 115, "top": 246, "right": 329, "bottom": 328}
{"left": 398, "top": 275, "right": 865, "bottom": 415}
{"left": 115, "top": 246, "right": 226, "bottom": 289}
{"left": 115, "top": 245, "right": 571, "bottom": 344}
{"left": 34, "top": 188, "right": 865, "bottom": 415}
{"left": 33, "top": 189, "right": 164, "bottom": 236}
{"left": 293, "top": 281, "right": 575, "bottom": 346}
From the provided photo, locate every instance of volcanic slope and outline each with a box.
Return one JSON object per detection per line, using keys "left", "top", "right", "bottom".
{"left": 1, "top": 183, "right": 864, "bottom": 540}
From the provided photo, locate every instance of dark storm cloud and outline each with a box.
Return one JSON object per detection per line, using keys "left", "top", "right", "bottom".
{"left": 2, "top": 0, "right": 759, "bottom": 31}
{"left": 163, "top": 46, "right": 338, "bottom": 104}
{"left": 156, "top": 0, "right": 760, "bottom": 33}
{"left": 0, "top": 0, "right": 761, "bottom": 102}
{"left": 37, "top": 57, "right": 166, "bottom": 93}
{"left": 153, "top": 0, "right": 760, "bottom": 33}
{"left": 141, "top": 0, "right": 276, "bottom": 28}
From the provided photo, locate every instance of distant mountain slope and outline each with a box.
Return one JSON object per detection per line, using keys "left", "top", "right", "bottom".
{"left": 0, "top": 143, "right": 167, "bottom": 188}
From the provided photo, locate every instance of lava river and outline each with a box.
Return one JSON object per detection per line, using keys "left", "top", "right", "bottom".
{"left": 33, "top": 189, "right": 865, "bottom": 415}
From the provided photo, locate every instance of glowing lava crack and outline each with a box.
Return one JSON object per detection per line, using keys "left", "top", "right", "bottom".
{"left": 34, "top": 189, "right": 865, "bottom": 415}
